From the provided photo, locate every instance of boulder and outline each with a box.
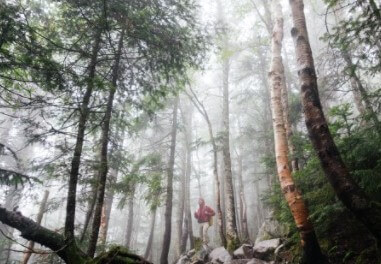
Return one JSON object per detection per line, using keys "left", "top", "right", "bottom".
{"left": 208, "top": 247, "right": 232, "bottom": 263}
{"left": 253, "top": 239, "right": 281, "bottom": 261}
{"left": 192, "top": 245, "right": 212, "bottom": 263}
{"left": 255, "top": 213, "right": 287, "bottom": 245}
{"left": 233, "top": 244, "right": 254, "bottom": 259}
{"left": 176, "top": 254, "right": 192, "bottom": 264}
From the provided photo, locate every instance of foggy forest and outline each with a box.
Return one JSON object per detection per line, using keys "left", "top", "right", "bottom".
{"left": 1, "top": 0, "right": 381, "bottom": 263}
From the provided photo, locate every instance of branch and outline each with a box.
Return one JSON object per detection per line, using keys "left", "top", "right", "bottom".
{"left": 0, "top": 207, "right": 68, "bottom": 260}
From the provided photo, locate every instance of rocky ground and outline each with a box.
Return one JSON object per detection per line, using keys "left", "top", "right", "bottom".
{"left": 176, "top": 216, "right": 289, "bottom": 264}
{"left": 176, "top": 238, "right": 284, "bottom": 264}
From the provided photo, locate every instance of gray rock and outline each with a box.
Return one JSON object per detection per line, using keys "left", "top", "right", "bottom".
{"left": 176, "top": 255, "right": 192, "bottom": 264}
{"left": 208, "top": 247, "right": 232, "bottom": 263}
{"left": 192, "top": 245, "right": 212, "bottom": 263}
{"left": 224, "top": 258, "right": 272, "bottom": 264}
{"left": 187, "top": 249, "right": 196, "bottom": 258}
{"left": 233, "top": 244, "right": 254, "bottom": 259}
{"left": 247, "top": 259, "right": 274, "bottom": 264}
{"left": 255, "top": 212, "right": 288, "bottom": 245}
{"left": 253, "top": 239, "right": 281, "bottom": 261}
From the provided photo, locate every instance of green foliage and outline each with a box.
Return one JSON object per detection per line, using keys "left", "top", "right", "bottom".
{"left": 322, "top": 0, "right": 381, "bottom": 74}
{"left": 0, "top": 168, "right": 40, "bottom": 187}
{"left": 265, "top": 103, "right": 381, "bottom": 263}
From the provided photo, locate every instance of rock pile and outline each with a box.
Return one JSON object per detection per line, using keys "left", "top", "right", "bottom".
{"left": 176, "top": 238, "right": 285, "bottom": 264}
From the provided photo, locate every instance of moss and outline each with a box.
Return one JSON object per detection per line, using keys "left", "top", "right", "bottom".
{"left": 92, "top": 246, "right": 146, "bottom": 264}
{"left": 194, "top": 237, "right": 203, "bottom": 252}
{"left": 226, "top": 236, "right": 240, "bottom": 253}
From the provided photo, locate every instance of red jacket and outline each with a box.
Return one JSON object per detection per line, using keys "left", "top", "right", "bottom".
{"left": 194, "top": 205, "right": 215, "bottom": 223}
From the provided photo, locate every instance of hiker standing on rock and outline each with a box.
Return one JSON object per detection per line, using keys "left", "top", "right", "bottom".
{"left": 194, "top": 198, "right": 215, "bottom": 245}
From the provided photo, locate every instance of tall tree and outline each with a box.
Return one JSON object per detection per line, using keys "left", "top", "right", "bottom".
{"left": 160, "top": 96, "right": 179, "bottom": 264}
{"left": 187, "top": 86, "right": 227, "bottom": 246}
{"left": 289, "top": 0, "right": 381, "bottom": 246}
{"left": 87, "top": 28, "right": 125, "bottom": 257}
{"left": 180, "top": 101, "right": 194, "bottom": 253}
{"left": 144, "top": 209, "right": 157, "bottom": 260}
{"left": 65, "top": 23, "right": 103, "bottom": 242}
{"left": 268, "top": 1, "right": 326, "bottom": 262}
{"left": 216, "top": 0, "right": 240, "bottom": 252}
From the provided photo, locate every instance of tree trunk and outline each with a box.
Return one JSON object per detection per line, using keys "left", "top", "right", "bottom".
{"left": 65, "top": 28, "right": 102, "bottom": 240}
{"left": 99, "top": 167, "right": 118, "bottom": 246}
{"left": 269, "top": 2, "right": 326, "bottom": 263}
{"left": 0, "top": 206, "right": 152, "bottom": 264}
{"left": 177, "top": 148, "right": 186, "bottom": 256}
{"left": 87, "top": 29, "right": 124, "bottom": 258}
{"left": 341, "top": 50, "right": 379, "bottom": 128}
{"left": 144, "top": 208, "right": 157, "bottom": 260}
{"left": 80, "top": 181, "right": 98, "bottom": 243}
{"left": 289, "top": 0, "right": 381, "bottom": 245}
{"left": 187, "top": 87, "right": 226, "bottom": 246}
{"left": 160, "top": 96, "right": 179, "bottom": 264}
{"left": 180, "top": 103, "right": 194, "bottom": 253}
{"left": 124, "top": 189, "right": 135, "bottom": 248}
{"left": 280, "top": 69, "right": 299, "bottom": 172}
{"left": 22, "top": 190, "right": 50, "bottom": 264}
{"left": 221, "top": 49, "right": 239, "bottom": 253}
{"left": 0, "top": 186, "right": 23, "bottom": 262}
{"left": 237, "top": 155, "right": 249, "bottom": 242}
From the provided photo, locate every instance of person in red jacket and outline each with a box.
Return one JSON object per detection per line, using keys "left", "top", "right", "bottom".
{"left": 194, "top": 197, "right": 215, "bottom": 245}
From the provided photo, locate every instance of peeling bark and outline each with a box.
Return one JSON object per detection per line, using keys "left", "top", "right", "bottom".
{"left": 269, "top": 2, "right": 326, "bottom": 263}
{"left": 289, "top": 0, "right": 381, "bottom": 247}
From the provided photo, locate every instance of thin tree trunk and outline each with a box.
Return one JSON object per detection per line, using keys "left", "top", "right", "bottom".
{"left": 187, "top": 87, "right": 226, "bottom": 246}
{"left": 144, "top": 209, "right": 157, "bottom": 259}
{"left": 65, "top": 28, "right": 102, "bottom": 240}
{"left": 180, "top": 103, "right": 194, "bottom": 253}
{"left": 80, "top": 182, "right": 98, "bottom": 243}
{"left": 289, "top": 0, "right": 381, "bottom": 245}
{"left": 99, "top": 167, "right": 118, "bottom": 246}
{"left": 237, "top": 155, "right": 249, "bottom": 242}
{"left": 341, "top": 50, "right": 379, "bottom": 128}
{"left": 124, "top": 189, "right": 135, "bottom": 248}
{"left": 221, "top": 50, "right": 239, "bottom": 253}
{"left": 177, "top": 149, "right": 186, "bottom": 256}
{"left": 280, "top": 71, "right": 299, "bottom": 172}
{"left": 22, "top": 190, "right": 50, "bottom": 264}
{"left": 160, "top": 96, "right": 179, "bottom": 264}
{"left": 269, "top": 2, "right": 326, "bottom": 263}
{"left": 87, "top": 29, "right": 124, "bottom": 257}
{"left": 217, "top": 0, "right": 239, "bottom": 251}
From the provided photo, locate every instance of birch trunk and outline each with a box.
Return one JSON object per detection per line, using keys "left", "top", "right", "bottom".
{"left": 289, "top": 0, "right": 381, "bottom": 245}
{"left": 269, "top": 2, "right": 326, "bottom": 262}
